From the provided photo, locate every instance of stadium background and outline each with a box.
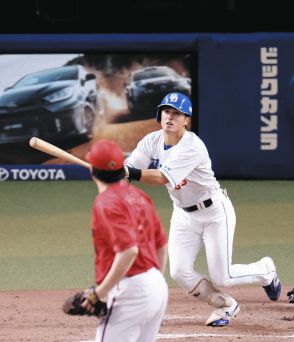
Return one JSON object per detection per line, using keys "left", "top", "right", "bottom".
{"left": 0, "top": 2, "right": 294, "bottom": 341}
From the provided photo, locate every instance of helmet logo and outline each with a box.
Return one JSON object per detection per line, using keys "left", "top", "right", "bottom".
{"left": 169, "top": 93, "right": 178, "bottom": 103}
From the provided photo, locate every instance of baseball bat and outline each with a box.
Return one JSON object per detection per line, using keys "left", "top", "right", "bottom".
{"left": 29, "top": 137, "right": 91, "bottom": 169}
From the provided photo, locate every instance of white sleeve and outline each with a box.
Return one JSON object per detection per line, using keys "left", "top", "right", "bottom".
{"left": 124, "top": 137, "right": 152, "bottom": 169}
{"left": 160, "top": 143, "right": 203, "bottom": 188}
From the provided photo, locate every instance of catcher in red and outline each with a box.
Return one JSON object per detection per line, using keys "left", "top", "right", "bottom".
{"left": 63, "top": 286, "right": 108, "bottom": 317}
{"left": 63, "top": 139, "right": 168, "bottom": 342}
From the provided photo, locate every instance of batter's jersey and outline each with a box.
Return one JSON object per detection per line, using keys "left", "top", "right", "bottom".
{"left": 125, "top": 129, "right": 220, "bottom": 208}
{"left": 91, "top": 180, "right": 167, "bottom": 284}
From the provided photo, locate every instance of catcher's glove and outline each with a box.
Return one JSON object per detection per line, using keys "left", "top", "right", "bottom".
{"left": 287, "top": 288, "right": 294, "bottom": 303}
{"left": 62, "top": 286, "right": 108, "bottom": 317}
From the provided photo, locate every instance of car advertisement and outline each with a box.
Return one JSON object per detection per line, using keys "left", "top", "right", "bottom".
{"left": 0, "top": 53, "right": 192, "bottom": 180}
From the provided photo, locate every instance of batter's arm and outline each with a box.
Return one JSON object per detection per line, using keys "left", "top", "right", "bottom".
{"left": 141, "top": 169, "right": 168, "bottom": 184}
{"left": 125, "top": 166, "right": 168, "bottom": 185}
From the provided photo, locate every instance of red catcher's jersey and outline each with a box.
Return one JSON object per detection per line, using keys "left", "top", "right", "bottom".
{"left": 91, "top": 181, "right": 167, "bottom": 284}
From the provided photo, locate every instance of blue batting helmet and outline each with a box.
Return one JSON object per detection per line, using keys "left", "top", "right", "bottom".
{"left": 156, "top": 92, "right": 192, "bottom": 122}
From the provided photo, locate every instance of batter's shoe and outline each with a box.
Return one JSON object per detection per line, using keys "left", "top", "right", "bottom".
{"left": 287, "top": 288, "right": 294, "bottom": 303}
{"left": 263, "top": 273, "right": 281, "bottom": 301}
{"left": 205, "top": 299, "right": 240, "bottom": 327}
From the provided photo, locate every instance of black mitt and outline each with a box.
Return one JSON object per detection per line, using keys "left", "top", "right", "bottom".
{"left": 287, "top": 288, "right": 294, "bottom": 303}
{"left": 63, "top": 286, "right": 108, "bottom": 317}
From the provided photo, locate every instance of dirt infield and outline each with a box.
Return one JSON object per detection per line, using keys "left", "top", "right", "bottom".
{"left": 1, "top": 286, "right": 293, "bottom": 342}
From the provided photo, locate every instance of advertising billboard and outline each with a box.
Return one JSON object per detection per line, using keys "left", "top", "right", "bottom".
{"left": 0, "top": 53, "right": 192, "bottom": 173}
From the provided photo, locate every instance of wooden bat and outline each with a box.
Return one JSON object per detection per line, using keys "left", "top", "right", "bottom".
{"left": 29, "top": 137, "right": 91, "bottom": 169}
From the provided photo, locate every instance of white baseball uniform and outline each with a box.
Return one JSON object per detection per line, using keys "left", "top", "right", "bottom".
{"left": 126, "top": 129, "right": 276, "bottom": 293}
{"left": 95, "top": 268, "right": 168, "bottom": 342}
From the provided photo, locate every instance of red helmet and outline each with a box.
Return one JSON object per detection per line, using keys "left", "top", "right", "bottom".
{"left": 86, "top": 139, "right": 124, "bottom": 171}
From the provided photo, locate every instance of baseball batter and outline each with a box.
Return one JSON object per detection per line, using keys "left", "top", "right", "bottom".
{"left": 125, "top": 92, "right": 281, "bottom": 327}
{"left": 85, "top": 139, "right": 168, "bottom": 342}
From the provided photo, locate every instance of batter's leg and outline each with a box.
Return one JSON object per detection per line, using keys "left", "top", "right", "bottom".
{"left": 204, "top": 192, "right": 276, "bottom": 287}
{"left": 168, "top": 210, "right": 206, "bottom": 292}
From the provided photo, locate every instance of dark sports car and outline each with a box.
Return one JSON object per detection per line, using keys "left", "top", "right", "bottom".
{"left": 125, "top": 65, "right": 191, "bottom": 118}
{"left": 0, "top": 64, "right": 99, "bottom": 144}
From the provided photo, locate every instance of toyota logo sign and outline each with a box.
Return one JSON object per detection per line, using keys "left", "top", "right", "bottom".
{"left": 0, "top": 168, "right": 9, "bottom": 181}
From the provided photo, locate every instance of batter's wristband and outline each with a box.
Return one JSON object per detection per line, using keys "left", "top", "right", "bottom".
{"left": 127, "top": 166, "right": 142, "bottom": 181}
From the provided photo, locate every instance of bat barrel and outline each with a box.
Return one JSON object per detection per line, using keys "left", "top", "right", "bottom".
{"left": 29, "top": 137, "right": 91, "bottom": 169}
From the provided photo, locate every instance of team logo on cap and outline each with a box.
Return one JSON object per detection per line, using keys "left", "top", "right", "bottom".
{"left": 108, "top": 160, "right": 117, "bottom": 169}
{"left": 169, "top": 93, "right": 178, "bottom": 102}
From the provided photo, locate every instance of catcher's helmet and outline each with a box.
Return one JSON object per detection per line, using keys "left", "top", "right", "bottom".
{"left": 156, "top": 92, "right": 192, "bottom": 122}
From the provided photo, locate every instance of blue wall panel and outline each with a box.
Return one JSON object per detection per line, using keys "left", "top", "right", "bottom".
{"left": 198, "top": 33, "right": 294, "bottom": 178}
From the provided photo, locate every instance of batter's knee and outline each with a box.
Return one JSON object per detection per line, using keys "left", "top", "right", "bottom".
{"left": 210, "top": 274, "right": 231, "bottom": 288}
{"left": 170, "top": 267, "right": 183, "bottom": 284}
{"left": 169, "top": 267, "right": 191, "bottom": 287}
